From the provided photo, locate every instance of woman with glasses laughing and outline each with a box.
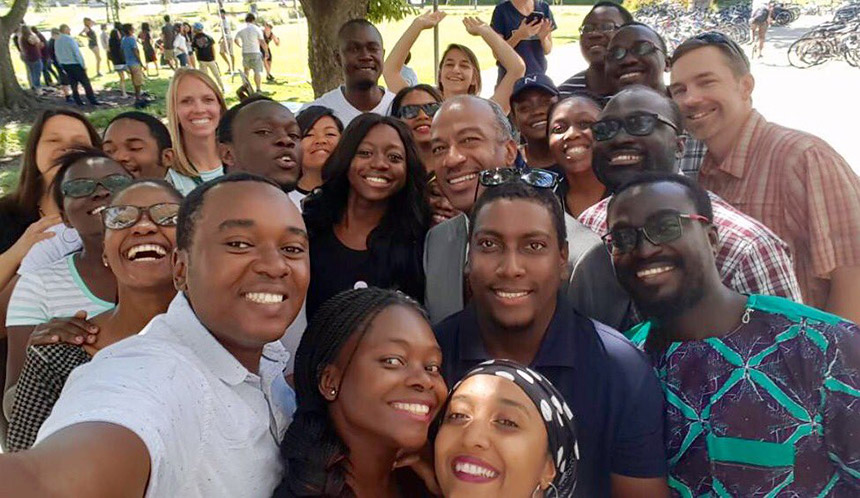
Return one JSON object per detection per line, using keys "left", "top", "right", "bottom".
{"left": 4, "top": 149, "right": 133, "bottom": 429}
{"left": 5, "top": 179, "right": 181, "bottom": 451}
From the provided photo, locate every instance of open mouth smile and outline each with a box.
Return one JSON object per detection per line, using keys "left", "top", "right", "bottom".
{"left": 125, "top": 243, "right": 168, "bottom": 262}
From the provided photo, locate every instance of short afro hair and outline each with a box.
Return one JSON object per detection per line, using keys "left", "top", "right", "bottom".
{"left": 106, "top": 111, "right": 172, "bottom": 154}
{"left": 608, "top": 172, "right": 714, "bottom": 223}
{"left": 176, "top": 172, "right": 283, "bottom": 250}
{"left": 469, "top": 180, "right": 567, "bottom": 250}
{"left": 587, "top": 1, "right": 634, "bottom": 24}
{"left": 216, "top": 95, "right": 275, "bottom": 144}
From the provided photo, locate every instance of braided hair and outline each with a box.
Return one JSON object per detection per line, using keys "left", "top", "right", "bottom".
{"left": 274, "top": 288, "right": 428, "bottom": 497}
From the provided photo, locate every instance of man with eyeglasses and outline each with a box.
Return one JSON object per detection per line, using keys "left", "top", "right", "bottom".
{"left": 605, "top": 172, "right": 860, "bottom": 497}
{"left": 424, "top": 95, "right": 630, "bottom": 328}
{"left": 434, "top": 179, "right": 671, "bottom": 498}
{"left": 558, "top": 1, "right": 633, "bottom": 97}
{"left": 670, "top": 33, "right": 860, "bottom": 323}
{"left": 578, "top": 85, "right": 801, "bottom": 323}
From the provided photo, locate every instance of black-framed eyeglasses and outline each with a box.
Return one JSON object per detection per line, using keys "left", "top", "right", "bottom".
{"left": 61, "top": 174, "right": 133, "bottom": 198}
{"left": 579, "top": 22, "right": 618, "bottom": 34}
{"left": 396, "top": 103, "right": 441, "bottom": 120}
{"left": 591, "top": 113, "right": 680, "bottom": 141}
{"left": 474, "top": 167, "right": 560, "bottom": 203}
{"left": 102, "top": 203, "right": 180, "bottom": 230}
{"left": 608, "top": 40, "right": 664, "bottom": 61}
{"left": 602, "top": 211, "right": 710, "bottom": 254}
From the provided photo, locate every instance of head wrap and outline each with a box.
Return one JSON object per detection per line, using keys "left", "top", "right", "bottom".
{"left": 450, "top": 359, "right": 578, "bottom": 496}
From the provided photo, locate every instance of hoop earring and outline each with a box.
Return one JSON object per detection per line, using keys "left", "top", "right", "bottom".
{"left": 547, "top": 482, "right": 559, "bottom": 498}
{"left": 531, "top": 482, "right": 559, "bottom": 498}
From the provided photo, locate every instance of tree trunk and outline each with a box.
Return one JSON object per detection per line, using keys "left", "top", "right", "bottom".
{"left": 300, "top": 0, "right": 369, "bottom": 98}
{"left": 0, "top": 0, "right": 38, "bottom": 110}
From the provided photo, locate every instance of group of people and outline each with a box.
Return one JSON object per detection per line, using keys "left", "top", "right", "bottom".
{"left": 14, "top": 9, "right": 278, "bottom": 108}
{"left": 0, "top": 0, "right": 858, "bottom": 496}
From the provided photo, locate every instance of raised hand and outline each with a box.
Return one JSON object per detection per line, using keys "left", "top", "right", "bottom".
{"left": 463, "top": 16, "right": 490, "bottom": 36}
{"left": 413, "top": 10, "right": 447, "bottom": 30}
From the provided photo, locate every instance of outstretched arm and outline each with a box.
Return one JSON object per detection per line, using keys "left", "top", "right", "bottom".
{"left": 383, "top": 10, "right": 446, "bottom": 93}
{"left": 0, "top": 422, "right": 150, "bottom": 498}
{"left": 464, "top": 16, "right": 525, "bottom": 114}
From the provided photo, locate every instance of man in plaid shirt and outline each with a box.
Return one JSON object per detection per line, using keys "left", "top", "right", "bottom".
{"left": 578, "top": 86, "right": 801, "bottom": 326}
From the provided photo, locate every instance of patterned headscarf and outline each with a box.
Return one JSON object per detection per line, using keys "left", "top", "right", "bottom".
{"left": 450, "top": 359, "right": 579, "bottom": 496}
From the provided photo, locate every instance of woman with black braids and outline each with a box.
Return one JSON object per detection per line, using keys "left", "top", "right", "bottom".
{"left": 275, "top": 287, "right": 446, "bottom": 498}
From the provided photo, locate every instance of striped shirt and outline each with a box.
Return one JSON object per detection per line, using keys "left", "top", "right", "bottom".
{"left": 165, "top": 165, "right": 224, "bottom": 197}
{"left": 6, "top": 254, "right": 115, "bottom": 327}
{"left": 698, "top": 110, "right": 860, "bottom": 308}
{"left": 578, "top": 190, "right": 803, "bottom": 303}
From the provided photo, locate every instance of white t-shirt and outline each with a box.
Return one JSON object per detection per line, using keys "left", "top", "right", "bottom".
{"left": 174, "top": 33, "right": 188, "bottom": 55}
{"left": 166, "top": 166, "right": 225, "bottom": 197}
{"left": 235, "top": 23, "right": 264, "bottom": 54}
{"left": 301, "top": 86, "right": 395, "bottom": 127}
{"left": 6, "top": 253, "right": 115, "bottom": 327}
{"left": 37, "top": 293, "right": 296, "bottom": 498}
{"left": 18, "top": 223, "right": 82, "bottom": 275}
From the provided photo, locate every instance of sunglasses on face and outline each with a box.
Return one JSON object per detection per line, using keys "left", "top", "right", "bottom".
{"left": 479, "top": 167, "right": 560, "bottom": 189}
{"left": 102, "top": 203, "right": 181, "bottom": 230}
{"left": 61, "top": 174, "right": 133, "bottom": 198}
{"left": 579, "top": 22, "right": 618, "bottom": 34}
{"left": 591, "top": 113, "right": 680, "bottom": 142}
{"left": 397, "top": 103, "right": 441, "bottom": 120}
{"left": 602, "top": 211, "right": 710, "bottom": 255}
{"left": 608, "top": 40, "right": 664, "bottom": 61}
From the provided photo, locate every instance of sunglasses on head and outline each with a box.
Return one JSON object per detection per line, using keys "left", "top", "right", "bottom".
{"left": 579, "top": 22, "right": 619, "bottom": 34}
{"left": 478, "top": 167, "right": 560, "bottom": 189}
{"left": 602, "top": 211, "right": 710, "bottom": 254}
{"left": 61, "top": 174, "right": 133, "bottom": 198}
{"left": 475, "top": 167, "right": 559, "bottom": 203}
{"left": 591, "top": 113, "right": 680, "bottom": 142}
{"left": 608, "top": 40, "right": 664, "bottom": 61}
{"left": 397, "top": 102, "right": 441, "bottom": 120}
{"left": 686, "top": 31, "right": 750, "bottom": 70}
{"left": 102, "top": 203, "right": 180, "bottom": 230}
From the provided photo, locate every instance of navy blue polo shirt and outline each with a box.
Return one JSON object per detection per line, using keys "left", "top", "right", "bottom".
{"left": 491, "top": 0, "right": 556, "bottom": 81}
{"left": 434, "top": 297, "right": 667, "bottom": 497}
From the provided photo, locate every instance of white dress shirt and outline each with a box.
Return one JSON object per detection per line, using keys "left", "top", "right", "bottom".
{"left": 37, "top": 293, "right": 296, "bottom": 498}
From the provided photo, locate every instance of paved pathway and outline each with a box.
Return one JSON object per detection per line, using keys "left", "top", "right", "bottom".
{"left": 481, "top": 15, "right": 860, "bottom": 173}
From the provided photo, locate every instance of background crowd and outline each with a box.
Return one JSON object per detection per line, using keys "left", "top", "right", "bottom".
{"left": 0, "top": 1, "right": 858, "bottom": 497}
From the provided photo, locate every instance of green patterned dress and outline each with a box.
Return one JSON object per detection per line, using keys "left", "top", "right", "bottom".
{"left": 626, "top": 295, "right": 860, "bottom": 497}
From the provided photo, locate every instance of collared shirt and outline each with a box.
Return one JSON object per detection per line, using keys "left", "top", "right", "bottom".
{"left": 698, "top": 110, "right": 860, "bottom": 308}
{"left": 677, "top": 136, "right": 707, "bottom": 180}
{"left": 37, "top": 293, "right": 296, "bottom": 498}
{"left": 53, "top": 34, "right": 85, "bottom": 66}
{"left": 434, "top": 297, "right": 668, "bottom": 497}
{"left": 578, "top": 190, "right": 803, "bottom": 305}
{"left": 626, "top": 294, "right": 860, "bottom": 497}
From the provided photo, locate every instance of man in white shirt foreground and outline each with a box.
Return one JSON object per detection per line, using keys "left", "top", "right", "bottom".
{"left": 0, "top": 173, "right": 310, "bottom": 497}
{"left": 235, "top": 13, "right": 267, "bottom": 93}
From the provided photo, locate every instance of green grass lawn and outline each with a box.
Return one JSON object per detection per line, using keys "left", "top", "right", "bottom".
{"left": 0, "top": 3, "right": 588, "bottom": 194}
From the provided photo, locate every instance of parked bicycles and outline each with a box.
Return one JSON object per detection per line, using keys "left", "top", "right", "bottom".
{"left": 787, "top": 19, "right": 860, "bottom": 68}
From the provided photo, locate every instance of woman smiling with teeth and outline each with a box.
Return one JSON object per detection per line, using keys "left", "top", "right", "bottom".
{"left": 164, "top": 68, "right": 228, "bottom": 196}
{"left": 6, "top": 179, "right": 181, "bottom": 451}
{"left": 302, "top": 114, "right": 430, "bottom": 320}
{"left": 547, "top": 93, "right": 607, "bottom": 217}
{"left": 434, "top": 359, "right": 578, "bottom": 498}
{"left": 4, "top": 148, "right": 133, "bottom": 426}
{"left": 276, "top": 287, "right": 447, "bottom": 497}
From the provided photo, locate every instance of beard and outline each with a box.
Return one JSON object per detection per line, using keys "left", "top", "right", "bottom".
{"left": 623, "top": 257, "right": 707, "bottom": 322}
